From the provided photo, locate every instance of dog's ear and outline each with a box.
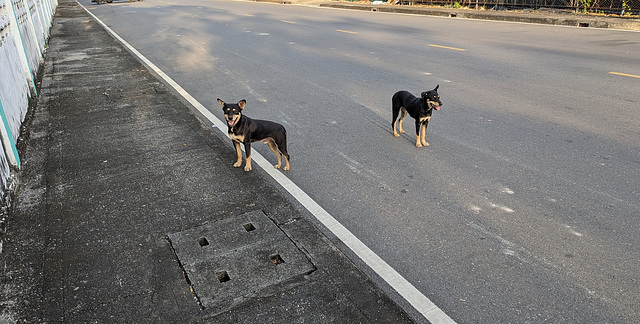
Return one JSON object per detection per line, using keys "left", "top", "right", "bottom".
{"left": 217, "top": 98, "right": 225, "bottom": 107}
{"left": 238, "top": 99, "right": 246, "bottom": 109}
{"left": 434, "top": 85, "right": 439, "bottom": 91}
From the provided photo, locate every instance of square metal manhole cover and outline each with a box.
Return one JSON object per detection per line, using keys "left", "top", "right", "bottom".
{"left": 167, "top": 210, "right": 316, "bottom": 309}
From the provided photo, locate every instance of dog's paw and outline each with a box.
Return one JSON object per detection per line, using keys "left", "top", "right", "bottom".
{"left": 244, "top": 165, "right": 252, "bottom": 171}
{"left": 274, "top": 164, "right": 281, "bottom": 169}
{"left": 422, "top": 141, "right": 429, "bottom": 147}
{"left": 416, "top": 142, "right": 423, "bottom": 148}
{"left": 393, "top": 133, "right": 400, "bottom": 137}
{"left": 233, "top": 161, "right": 242, "bottom": 168}
{"left": 283, "top": 165, "right": 290, "bottom": 171}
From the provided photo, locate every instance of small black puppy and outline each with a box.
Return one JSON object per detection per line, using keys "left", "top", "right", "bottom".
{"left": 391, "top": 85, "right": 442, "bottom": 147}
{"left": 217, "top": 99, "right": 290, "bottom": 171}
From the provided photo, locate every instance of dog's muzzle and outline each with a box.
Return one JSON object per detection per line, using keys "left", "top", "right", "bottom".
{"left": 226, "top": 114, "right": 239, "bottom": 126}
{"left": 429, "top": 101, "right": 441, "bottom": 111}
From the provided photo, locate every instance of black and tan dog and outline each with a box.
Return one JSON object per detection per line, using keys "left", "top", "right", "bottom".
{"left": 217, "top": 98, "right": 290, "bottom": 171}
{"left": 392, "top": 85, "right": 442, "bottom": 147}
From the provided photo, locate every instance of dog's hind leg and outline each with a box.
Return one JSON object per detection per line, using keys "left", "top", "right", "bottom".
{"left": 265, "top": 137, "right": 290, "bottom": 171}
{"left": 278, "top": 129, "right": 290, "bottom": 171}
{"left": 282, "top": 154, "right": 290, "bottom": 171}
{"left": 265, "top": 139, "right": 283, "bottom": 169}
{"left": 397, "top": 108, "right": 407, "bottom": 135}
{"left": 392, "top": 106, "right": 400, "bottom": 137}
{"left": 392, "top": 107, "right": 407, "bottom": 137}
{"left": 278, "top": 140, "right": 290, "bottom": 171}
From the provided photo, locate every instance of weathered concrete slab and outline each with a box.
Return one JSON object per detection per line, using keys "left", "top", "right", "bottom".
{"left": 168, "top": 210, "right": 316, "bottom": 309}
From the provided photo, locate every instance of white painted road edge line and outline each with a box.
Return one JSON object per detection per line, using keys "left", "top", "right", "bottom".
{"left": 78, "top": 2, "right": 455, "bottom": 323}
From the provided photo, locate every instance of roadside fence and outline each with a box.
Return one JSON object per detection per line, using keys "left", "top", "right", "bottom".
{"left": 0, "top": 0, "right": 58, "bottom": 197}
{"left": 415, "top": 0, "right": 640, "bottom": 15}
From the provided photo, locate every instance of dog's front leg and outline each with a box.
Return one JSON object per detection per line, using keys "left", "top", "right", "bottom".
{"left": 415, "top": 120, "right": 423, "bottom": 147}
{"left": 420, "top": 122, "right": 429, "bottom": 147}
{"left": 243, "top": 142, "right": 252, "bottom": 171}
{"left": 233, "top": 141, "right": 243, "bottom": 167}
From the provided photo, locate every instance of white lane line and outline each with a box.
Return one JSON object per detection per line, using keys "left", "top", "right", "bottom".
{"left": 78, "top": 3, "right": 455, "bottom": 323}
{"left": 252, "top": 154, "right": 455, "bottom": 323}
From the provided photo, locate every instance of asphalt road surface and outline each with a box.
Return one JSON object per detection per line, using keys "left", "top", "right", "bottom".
{"left": 81, "top": 0, "right": 640, "bottom": 322}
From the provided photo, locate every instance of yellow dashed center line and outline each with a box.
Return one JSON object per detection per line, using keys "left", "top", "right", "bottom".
{"left": 336, "top": 29, "right": 358, "bottom": 34}
{"left": 428, "top": 44, "right": 466, "bottom": 52}
{"left": 281, "top": 20, "right": 296, "bottom": 24}
{"left": 609, "top": 71, "right": 640, "bottom": 79}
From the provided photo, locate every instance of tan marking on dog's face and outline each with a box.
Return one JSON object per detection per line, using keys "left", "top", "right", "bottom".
{"left": 219, "top": 99, "right": 246, "bottom": 128}
{"left": 422, "top": 86, "right": 442, "bottom": 110}
{"left": 224, "top": 108, "right": 241, "bottom": 127}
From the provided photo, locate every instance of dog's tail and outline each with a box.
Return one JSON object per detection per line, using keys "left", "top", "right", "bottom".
{"left": 283, "top": 129, "right": 290, "bottom": 162}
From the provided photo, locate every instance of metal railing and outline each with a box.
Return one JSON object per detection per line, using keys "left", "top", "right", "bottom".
{"left": 414, "top": 0, "right": 640, "bottom": 15}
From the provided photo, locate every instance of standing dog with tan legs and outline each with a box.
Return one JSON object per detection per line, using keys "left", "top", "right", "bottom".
{"left": 217, "top": 99, "right": 290, "bottom": 171}
{"left": 391, "top": 85, "right": 442, "bottom": 147}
